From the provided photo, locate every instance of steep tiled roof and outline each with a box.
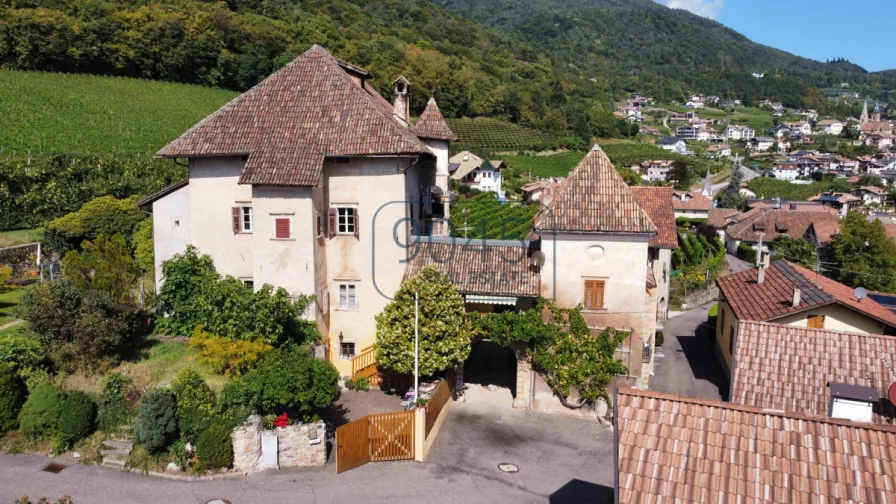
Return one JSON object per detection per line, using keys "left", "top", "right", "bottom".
{"left": 731, "top": 321, "right": 896, "bottom": 424}
{"left": 615, "top": 388, "right": 896, "bottom": 504}
{"left": 717, "top": 260, "right": 896, "bottom": 328}
{"left": 630, "top": 187, "right": 678, "bottom": 249}
{"left": 411, "top": 98, "right": 458, "bottom": 141}
{"left": 157, "top": 45, "right": 432, "bottom": 186}
{"left": 449, "top": 151, "right": 485, "bottom": 180}
{"left": 404, "top": 240, "right": 539, "bottom": 298}
{"left": 725, "top": 209, "right": 839, "bottom": 243}
{"left": 671, "top": 193, "right": 712, "bottom": 211}
{"left": 707, "top": 208, "right": 739, "bottom": 228}
{"left": 534, "top": 146, "right": 656, "bottom": 235}
{"left": 807, "top": 220, "right": 840, "bottom": 246}
{"left": 809, "top": 192, "right": 860, "bottom": 204}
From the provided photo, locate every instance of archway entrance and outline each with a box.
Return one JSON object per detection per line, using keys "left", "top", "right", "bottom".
{"left": 462, "top": 340, "right": 517, "bottom": 408}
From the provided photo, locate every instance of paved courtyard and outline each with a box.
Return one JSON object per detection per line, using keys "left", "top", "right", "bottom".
{"left": 0, "top": 402, "right": 613, "bottom": 504}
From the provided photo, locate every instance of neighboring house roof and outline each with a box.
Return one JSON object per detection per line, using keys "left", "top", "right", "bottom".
{"left": 534, "top": 146, "right": 656, "bottom": 235}
{"left": 731, "top": 320, "right": 896, "bottom": 424}
{"left": 818, "top": 119, "right": 843, "bottom": 125}
{"left": 716, "top": 260, "right": 896, "bottom": 328}
{"left": 157, "top": 45, "right": 432, "bottom": 186}
{"left": 707, "top": 208, "right": 739, "bottom": 228}
{"left": 809, "top": 192, "right": 861, "bottom": 204}
{"left": 705, "top": 143, "right": 730, "bottom": 151}
{"left": 657, "top": 136, "right": 684, "bottom": 146}
{"left": 411, "top": 97, "right": 458, "bottom": 141}
{"left": 725, "top": 209, "right": 839, "bottom": 243}
{"left": 615, "top": 388, "right": 896, "bottom": 504}
{"left": 630, "top": 187, "right": 678, "bottom": 249}
{"left": 807, "top": 220, "right": 840, "bottom": 246}
{"left": 137, "top": 179, "right": 189, "bottom": 208}
{"left": 671, "top": 193, "right": 712, "bottom": 211}
{"left": 404, "top": 240, "right": 539, "bottom": 298}
{"left": 449, "top": 151, "right": 488, "bottom": 180}
{"left": 858, "top": 185, "right": 886, "bottom": 195}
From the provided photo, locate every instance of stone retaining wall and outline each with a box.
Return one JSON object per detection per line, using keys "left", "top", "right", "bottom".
{"left": 232, "top": 415, "right": 326, "bottom": 472}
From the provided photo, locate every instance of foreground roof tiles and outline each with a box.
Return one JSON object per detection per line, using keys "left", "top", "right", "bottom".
{"left": 615, "top": 388, "right": 896, "bottom": 504}
{"left": 157, "top": 45, "right": 432, "bottom": 186}
{"left": 404, "top": 240, "right": 539, "bottom": 298}
{"left": 717, "top": 260, "right": 896, "bottom": 328}
{"left": 535, "top": 146, "right": 656, "bottom": 235}
{"left": 731, "top": 321, "right": 896, "bottom": 424}
{"left": 630, "top": 187, "right": 678, "bottom": 249}
{"left": 412, "top": 98, "right": 458, "bottom": 141}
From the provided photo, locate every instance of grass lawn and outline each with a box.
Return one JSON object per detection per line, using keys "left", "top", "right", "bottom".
{"left": 0, "top": 229, "right": 42, "bottom": 248}
{"left": 0, "top": 288, "right": 25, "bottom": 325}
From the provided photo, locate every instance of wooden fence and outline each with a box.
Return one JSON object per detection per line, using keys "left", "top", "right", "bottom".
{"left": 425, "top": 380, "right": 452, "bottom": 438}
{"left": 336, "top": 409, "right": 416, "bottom": 473}
{"left": 351, "top": 345, "right": 376, "bottom": 377}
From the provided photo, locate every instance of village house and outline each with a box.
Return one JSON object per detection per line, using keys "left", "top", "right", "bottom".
{"left": 669, "top": 111, "right": 698, "bottom": 123}
{"left": 685, "top": 95, "right": 705, "bottom": 109}
{"left": 704, "top": 143, "right": 730, "bottom": 159}
{"left": 637, "top": 125, "right": 661, "bottom": 136}
{"left": 721, "top": 124, "right": 754, "bottom": 141}
{"left": 449, "top": 151, "right": 506, "bottom": 198}
{"left": 721, "top": 207, "right": 839, "bottom": 255}
{"left": 656, "top": 136, "right": 688, "bottom": 154}
{"left": 535, "top": 145, "right": 658, "bottom": 385}
{"left": 631, "top": 187, "right": 678, "bottom": 323}
{"left": 851, "top": 185, "right": 886, "bottom": 206}
{"left": 714, "top": 259, "right": 896, "bottom": 376}
{"left": 638, "top": 159, "right": 675, "bottom": 182}
{"left": 817, "top": 119, "right": 844, "bottom": 135}
{"left": 769, "top": 123, "right": 791, "bottom": 138}
{"left": 520, "top": 178, "right": 562, "bottom": 204}
{"left": 785, "top": 121, "right": 812, "bottom": 136}
{"left": 808, "top": 191, "right": 862, "bottom": 216}
{"left": 866, "top": 132, "right": 896, "bottom": 150}
{"left": 670, "top": 190, "right": 712, "bottom": 219}
{"left": 748, "top": 136, "right": 775, "bottom": 152}
{"left": 144, "top": 45, "right": 461, "bottom": 378}
{"left": 771, "top": 162, "right": 799, "bottom": 180}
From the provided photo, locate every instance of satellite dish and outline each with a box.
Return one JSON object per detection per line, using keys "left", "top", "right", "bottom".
{"left": 854, "top": 287, "right": 868, "bottom": 301}
{"left": 529, "top": 250, "right": 546, "bottom": 271}
{"left": 888, "top": 381, "right": 896, "bottom": 406}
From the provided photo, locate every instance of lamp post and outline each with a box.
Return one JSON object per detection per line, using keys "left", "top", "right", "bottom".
{"left": 414, "top": 288, "right": 419, "bottom": 406}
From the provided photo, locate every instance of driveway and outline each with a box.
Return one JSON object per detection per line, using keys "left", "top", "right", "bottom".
{"left": 0, "top": 403, "right": 613, "bottom": 504}
{"left": 652, "top": 303, "right": 728, "bottom": 401}
{"left": 725, "top": 253, "right": 752, "bottom": 275}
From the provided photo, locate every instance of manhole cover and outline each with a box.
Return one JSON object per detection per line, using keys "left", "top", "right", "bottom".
{"left": 498, "top": 463, "right": 519, "bottom": 473}
{"left": 42, "top": 463, "right": 66, "bottom": 474}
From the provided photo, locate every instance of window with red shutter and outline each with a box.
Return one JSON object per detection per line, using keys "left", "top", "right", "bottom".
{"left": 352, "top": 207, "right": 359, "bottom": 238}
{"left": 232, "top": 207, "right": 241, "bottom": 233}
{"left": 274, "top": 217, "right": 291, "bottom": 239}
{"left": 327, "top": 208, "right": 338, "bottom": 238}
{"left": 316, "top": 212, "right": 322, "bottom": 238}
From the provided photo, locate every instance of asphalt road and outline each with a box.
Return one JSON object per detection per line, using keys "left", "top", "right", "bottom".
{"left": 0, "top": 402, "right": 614, "bottom": 504}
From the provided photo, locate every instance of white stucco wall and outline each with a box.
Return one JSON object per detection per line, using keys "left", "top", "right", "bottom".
{"left": 653, "top": 248, "right": 672, "bottom": 321}
{"left": 152, "top": 185, "right": 191, "bottom": 288}
{"left": 772, "top": 304, "right": 887, "bottom": 335}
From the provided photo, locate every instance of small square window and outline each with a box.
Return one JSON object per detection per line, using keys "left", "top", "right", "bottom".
{"left": 339, "top": 284, "right": 357, "bottom": 310}
{"left": 273, "top": 216, "right": 292, "bottom": 239}
{"left": 337, "top": 207, "right": 356, "bottom": 234}
{"left": 242, "top": 279, "right": 254, "bottom": 290}
{"left": 340, "top": 342, "right": 356, "bottom": 359}
{"left": 242, "top": 207, "right": 253, "bottom": 232}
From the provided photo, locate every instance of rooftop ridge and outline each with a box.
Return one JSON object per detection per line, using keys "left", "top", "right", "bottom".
{"left": 738, "top": 319, "right": 896, "bottom": 344}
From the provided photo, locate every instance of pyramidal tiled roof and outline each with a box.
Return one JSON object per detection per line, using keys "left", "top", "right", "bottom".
{"left": 412, "top": 97, "right": 458, "bottom": 141}
{"left": 535, "top": 146, "right": 656, "bottom": 235}
{"left": 157, "top": 45, "right": 432, "bottom": 186}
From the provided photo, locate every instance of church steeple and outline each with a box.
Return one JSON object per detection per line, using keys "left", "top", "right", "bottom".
{"left": 860, "top": 100, "right": 869, "bottom": 124}
{"left": 701, "top": 167, "right": 713, "bottom": 197}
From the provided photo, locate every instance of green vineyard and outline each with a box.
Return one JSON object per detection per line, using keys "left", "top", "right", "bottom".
{"left": 449, "top": 192, "right": 538, "bottom": 240}
{"left": 504, "top": 151, "right": 586, "bottom": 177}
{"left": 446, "top": 117, "right": 558, "bottom": 154}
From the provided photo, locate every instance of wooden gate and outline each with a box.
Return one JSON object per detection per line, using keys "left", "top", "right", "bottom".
{"left": 336, "top": 410, "right": 416, "bottom": 473}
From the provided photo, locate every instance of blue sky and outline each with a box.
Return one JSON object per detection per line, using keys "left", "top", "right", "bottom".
{"left": 659, "top": 0, "right": 896, "bottom": 71}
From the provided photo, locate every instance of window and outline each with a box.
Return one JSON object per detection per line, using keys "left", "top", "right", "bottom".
{"left": 231, "top": 206, "right": 252, "bottom": 233}
{"left": 273, "top": 215, "right": 292, "bottom": 239}
{"left": 807, "top": 314, "right": 825, "bottom": 329}
{"left": 340, "top": 342, "right": 356, "bottom": 359}
{"left": 339, "top": 283, "right": 357, "bottom": 310}
{"left": 242, "top": 279, "right": 254, "bottom": 290}
{"left": 583, "top": 279, "right": 606, "bottom": 309}
{"left": 337, "top": 207, "right": 356, "bottom": 235}
{"left": 242, "top": 207, "right": 253, "bottom": 232}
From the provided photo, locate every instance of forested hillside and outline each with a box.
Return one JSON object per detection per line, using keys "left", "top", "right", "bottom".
{"left": 439, "top": 0, "right": 896, "bottom": 109}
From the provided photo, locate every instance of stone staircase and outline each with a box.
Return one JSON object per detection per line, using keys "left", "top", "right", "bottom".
{"left": 101, "top": 429, "right": 134, "bottom": 469}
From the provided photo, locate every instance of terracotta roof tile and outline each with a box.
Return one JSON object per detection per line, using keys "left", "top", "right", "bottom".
{"left": 535, "top": 146, "right": 656, "bottom": 235}
{"left": 411, "top": 97, "right": 458, "bottom": 141}
{"left": 671, "top": 193, "right": 712, "bottom": 211}
{"left": 157, "top": 45, "right": 432, "bottom": 186}
{"left": 717, "top": 260, "right": 896, "bottom": 328}
{"left": 630, "top": 187, "right": 678, "bottom": 249}
{"left": 731, "top": 321, "right": 896, "bottom": 424}
{"left": 616, "top": 388, "right": 896, "bottom": 503}
{"left": 404, "top": 240, "right": 539, "bottom": 297}
{"left": 725, "top": 209, "right": 839, "bottom": 243}
{"left": 707, "top": 208, "right": 740, "bottom": 228}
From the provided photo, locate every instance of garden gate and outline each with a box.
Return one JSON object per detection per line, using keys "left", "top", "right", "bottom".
{"left": 335, "top": 410, "right": 416, "bottom": 473}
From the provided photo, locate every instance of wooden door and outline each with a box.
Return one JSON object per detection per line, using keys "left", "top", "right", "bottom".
{"left": 807, "top": 314, "right": 825, "bottom": 329}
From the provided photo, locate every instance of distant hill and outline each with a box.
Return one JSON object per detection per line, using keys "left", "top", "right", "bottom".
{"left": 824, "top": 58, "right": 868, "bottom": 74}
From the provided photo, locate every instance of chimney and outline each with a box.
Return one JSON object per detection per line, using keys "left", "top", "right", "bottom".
{"left": 757, "top": 266, "right": 765, "bottom": 284}
{"left": 792, "top": 288, "right": 801, "bottom": 307}
{"left": 392, "top": 76, "right": 410, "bottom": 125}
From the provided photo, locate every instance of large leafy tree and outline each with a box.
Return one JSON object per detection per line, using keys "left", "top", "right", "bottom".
{"left": 62, "top": 234, "right": 138, "bottom": 304}
{"left": 718, "top": 163, "right": 744, "bottom": 209}
{"left": 830, "top": 212, "right": 896, "bottom": 293}
{"left": 770, "top": 236, "right": 816, "bottom": 269}
{"left": 375, "top": 266, "right": 470, "bottom": 376}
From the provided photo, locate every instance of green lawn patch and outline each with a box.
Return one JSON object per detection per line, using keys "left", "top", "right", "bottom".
{"left": 0, "top": 229, "right": 42, "bottom": 248}
{"left": 504, "top": 151, "right": 586, "bottom": 178}
{"left": 0, "top": 288, "right": 25, "bottom": 325}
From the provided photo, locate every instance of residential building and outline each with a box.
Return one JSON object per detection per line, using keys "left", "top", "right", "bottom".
{"left": 721, "top": 208, "right": 839, "bottom": 255}
{"left": 748, "top": 136, "right": 774, "bottom": 152}
{"left": 638, "top": 159, "right": 675, "bottom": 182}
{"left": 769, "top": 124, "right": 791, "bottom": 138}
{"left": 808, "top": 191, "right": 862, "bottom": 216}
{"left": 535, "top": 145, "right": 658, "bottom": 384}
{"left": 707, "top": 208, "right": 741, "bottom": 241}
{"left": 631, "top": 187, "right": 678, "bottom": 322}
{"left": 817, "top": 119, "right": 844, "bottom": 135}
{"left": 614, "top": 388, "right": 896, "bottom": 503}
{"left": 669, "top": 111, "right": 698, "bottom": 122}
{"left": 145, "top": 45, "right": 459, "bottom": 378}
{"left": 730, "top": 320, "right": 896, "bottom": 423}
{"left": 785, "top": 121, "right": 812, "bottom": 135}
{"left": 656, "top": 136, "right": 688, "bottom": 154}
{"left": 721, "top": 124, "right": 754, "bottom": 141}
{"left": 670, "top": 191, "right": 712, "bottom": 219}
{"left": 717, "top": 99, "right": 738, "bottom": 108}
{"left": 771, "top": 163, "right": 798, "bottom": 180}
{"left": 638, "top": 125, "right": 661, "bottom": 136}
{"left": 866, "top": 132, "right": 896, "bottom": 150}
{"left": 852, "top": 185, "right": 886, "bottom": 206}
{"left": 673, "top": 125, "right": 697, "bottom": 139}
{"left": 714, "top": 259, "right": 896, "bottom": 375}
{"left": 685, "top": 96, "right": 705, "bottom": 109}
{"left": 450, "top": 151, "right": 505, "bottom": 198}
{"left": 704, "top": 143, "right": 730, "bottom": 158}
{"left": 520, "top": 178, "right": 562, "bottom": 204}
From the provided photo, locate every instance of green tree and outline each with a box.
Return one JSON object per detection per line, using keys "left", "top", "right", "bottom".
{"left": 132, "top": 220, "right": 155, "bottom": 276}
{"left": 43, "top": 196, "right": 146, "bottom": 254}
{"left": 134, "top": 389, "right": 179, "bottom": 454}
{"left": 771, "top": 236, "right": 817, "bottom": 269}
{"left": 0, "top": 364, "right": 25, "bottom": 433}
{"left": 718, "top": 164, "right": 744, "bottom": 209}
{"left": 830, "top": 212, "right": 896, "bottom": 292}
{"left": 171, "top": 370, "right": 216, "bottom": 443}
{"left": 62, "top": 234, "right": 138, "bottom": 304}
{"left": 375, "top": 266, "right": 470, "bottom": 376}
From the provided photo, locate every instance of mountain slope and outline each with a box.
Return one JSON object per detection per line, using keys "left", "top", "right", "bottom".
{"left": 438, "top": 0, "right": 895, "bottom": 107}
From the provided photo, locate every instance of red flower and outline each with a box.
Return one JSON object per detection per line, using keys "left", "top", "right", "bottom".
{"left": 273, "top": 413, "right": 289, "bottom": 428}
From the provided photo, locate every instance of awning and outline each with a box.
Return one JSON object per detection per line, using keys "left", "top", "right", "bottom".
{"left": 465, "top": 295, "right": 518, "bottom": 305}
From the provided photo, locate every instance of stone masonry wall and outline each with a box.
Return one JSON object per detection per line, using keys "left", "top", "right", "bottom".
{"left": 231, "top": 415, "right": 326, "bottom": 472}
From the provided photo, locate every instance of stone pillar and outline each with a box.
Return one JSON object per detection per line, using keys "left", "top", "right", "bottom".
{"left": 511, "top": 342, "right": 531, "bottom": 410}
{"left": 414, "top": 409, "right": 425, "bottom": 462}
{"left": 232, "top": 415, "right": 261, "bottom": 472}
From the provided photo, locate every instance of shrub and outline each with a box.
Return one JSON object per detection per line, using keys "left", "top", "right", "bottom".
{"left": 0, "top": 364, "right": 25, "bottom": 433}
{"left": 220, "top": 345, "right": 339, "bottom": 418}
{"left": 19, "top": 380, "right": 65, "bottom": 439}
{"left": 353, "top": 377, "right": 370, "bottom": 392}
{"left": 195, "top": 422, "right": 233, "bottom": 470}
{"left": 43, "top": 196, "right": 146, "bottom": 254}
{"left": 97, "top": 372, "right": 133, "bottom": 432}
{"left": 134, "top": 389, "right": 178, "bottom": 453}
{"left": 171, "top": 369, "right": 215, "bottom": 442}
{"left": 58, "top": 391, "right": 97, "bottom": 449}
{"left": 132, "top": 219, "right": 155, "bottom": 276}
{"left": 344, "top": 378, "right": 355, "bottom": 390}
{"left": 188, "top": 326, "right": 272, "bottom": 377}
{"left": 655, "top": 331, "right": 664, "bottom": 348}
{"left": 0, "top": 329, "right": 45, "bottom": 374}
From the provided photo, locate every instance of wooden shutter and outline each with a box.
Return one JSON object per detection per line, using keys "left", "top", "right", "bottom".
{"left": 328, "top": 208, "right": 338, "bottom": 238}
{"left": 807, "top": 314, "right": 825, "bottom": 329}
{"left": 353, "top": 207, "right": 359, "bottom": 238}
{"left": 584, "top": 280, "right": 605, "bottom": 309}
{"left": 275, "top": 218, "right": 291, "bottom": 239}
{"left": 316, "top": 212, "right": 322, "bottom": 238}
{"left": 232, "top": 207, "right": 242, "bottom": 233}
